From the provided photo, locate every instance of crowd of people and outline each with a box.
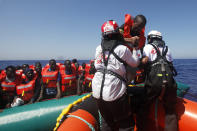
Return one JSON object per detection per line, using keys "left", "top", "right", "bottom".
{"left": 0, "top": 13, "right": 178, "bottom": 131}
{"left": 92, "top": 14, "right": 178, "bottom": 131}
{"left": 0, "top": 59, "right": 96, "bottom": 109}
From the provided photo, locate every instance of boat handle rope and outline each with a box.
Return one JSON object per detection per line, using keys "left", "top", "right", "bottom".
{"left": 98, "top": 110, "right": 102, "bottom": 129}
{"left": 54, "top": 93, "right": 92, "bottom": 131}
{"left": 67, "top": 114, "right": 95, "bottom": 131}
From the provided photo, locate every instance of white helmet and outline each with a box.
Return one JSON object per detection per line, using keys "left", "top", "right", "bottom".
{"left": 147, "top": 30, "right": 162, "bottom": 40}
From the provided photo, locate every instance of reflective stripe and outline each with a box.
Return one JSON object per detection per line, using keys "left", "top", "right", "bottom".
{"left": 43, "top": 74, "right": 56, "bottom": 77}
{"left": 1, "top": 84, "right": 15, "bottom": 88}
{"left": 67, "top": 114, "right": 95, "bottom": 131}
{"left": 64, "top": 76, "right": 76, "bottom": 80}
{"left": 152, "top": 62, "right": 168, "bottom": 67}
{"left": 152, "top": 62, "right": 160, "bottom": 66}
{"left": 17, "top": 84, "right": 32, "bottom": 89}
{"left": 157, "top": 74, "right": 162, "bottom": 76}
{"left": 86, "top": 77, "right": 93, "bottom": 81}
{"left": 157, "top": 74, "right": 168, "bottom": 77}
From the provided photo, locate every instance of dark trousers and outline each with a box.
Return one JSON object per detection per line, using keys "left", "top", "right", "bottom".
{"left": 96, "top": 94, "right": 135, "bottom": 131}
{"left": 136, "top": 85, "right": 177, "bottom": 131}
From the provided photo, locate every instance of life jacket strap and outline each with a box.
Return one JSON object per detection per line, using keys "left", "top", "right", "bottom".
{"left": 97, "top": 69, "right": 127, "bottom": 83}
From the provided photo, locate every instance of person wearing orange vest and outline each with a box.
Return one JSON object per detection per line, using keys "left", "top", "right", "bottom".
{"left": 71, "top": 59, "right": 80, "bottom": 78}
{"left": 0, "top": 66, "right": 22, "bottom": 109}
{"left": 19, "top": 64, "right": 30, "bottom": 80}
{"left": 33, "top": 62, "right": 43, "bottom": 102}
{"left": 77, "top": 62, "right": 93, "bottom": 95}
{"left": 120, "top": 14, "right": 147, "bottom": 85}
{"left": 15, "top": 69, "right": 39, "bottom": 105}
{"left": 42, "top": 59, "right": 61, "bottom": 99}
{"left": 80, "top": 62, "right": 87, "bottom": 75}
{"left": 77, "top": 62, "right": 86, "bottom": 77}
{"left": 60, "top": 60, "right": 77, "bottom": 96}
{"left": 21, "top": 64, "right": 29, "bottom": 73}
{"left": 119, "top": 14, "right": 147, "bottom": 50}
{"left": 77, "top": 62, "right": 87, "bottom": 95}
{"left": 83, "top": 61, "right": 96, "bottom": 92}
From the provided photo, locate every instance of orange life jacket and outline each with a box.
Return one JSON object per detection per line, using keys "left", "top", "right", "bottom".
{"left": 16, "top": 78, "right": 36, "bottom": 102}
{"left": 16, "top": 69, "right": 23, "bottom": 76}
{"left": 123, "top": 14, "right": 146, "bottom": 49}
{"left": 1, "top": 81, "right": 16, "bottom": 93}
{"left": 57, "top": 109, "right": 98, "bottom": 131}
{"left": 42, "top": 68, "right": 59, "bottom": 88}
{"left": 60, "top": 65, "right": 77, "bottom": 93}
{"left": 0, "top": 70, "right": 6, "bottom": 80}
{"left": 84, "top": 74, "right": 94, "bottom": 88}
{"left": 21, "top": 73, "right": 26, "bottom": 79}
{"left": 29, "top": 65, "right": 35, "bottom": 70}
{"left": 84, "top": 64, "right": 91, "bottom": 77}
{"left": 1, "top": 75, "right": 22, "bottom": 100}
{"left": 21, "top": 70, "right": 37, "bottom": 81}
{"left": 71, "top": 63, "right": 76, "bottom": 70}
{"left": 78, "top": 65, "right": 84, "bottom": 76}
{"left": 71, "top": 63, "right": 80, "bottom": 77}
{"left": 78, "top": 64, "right": 90, "bottom": 77}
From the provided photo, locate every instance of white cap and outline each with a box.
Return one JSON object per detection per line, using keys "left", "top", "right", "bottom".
{"left": 148, "top": 30, "right": 162, "bottom": 38}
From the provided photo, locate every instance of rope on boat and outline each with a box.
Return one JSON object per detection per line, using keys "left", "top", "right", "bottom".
{"left": 53, "top": 93, "right": 92, "bottom": 131}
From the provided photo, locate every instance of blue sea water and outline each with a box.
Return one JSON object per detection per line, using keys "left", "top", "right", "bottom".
{"left": 0, "top": 59, "right": 197, "bottom": 101}
{"left": 173, "top": 59, "right": 197, "bottom": 101}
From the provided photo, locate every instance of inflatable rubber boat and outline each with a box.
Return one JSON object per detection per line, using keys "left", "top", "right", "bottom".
{"left": 0, "top": 82, "right": 193, "bottom": 131}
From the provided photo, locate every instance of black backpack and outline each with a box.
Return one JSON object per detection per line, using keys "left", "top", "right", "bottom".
{"left": 145, "top": 43, "right": 177, "bottom": 99}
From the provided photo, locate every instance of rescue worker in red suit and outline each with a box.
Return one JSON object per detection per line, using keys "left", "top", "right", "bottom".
{"left": 0, "top": 66, "right": 22, "bottom": 109}
{"left": 60, "top": 60, "right": 77, "bottom": 96}
{"left": 42, "top": 59, "right": 61, "bottom": 99}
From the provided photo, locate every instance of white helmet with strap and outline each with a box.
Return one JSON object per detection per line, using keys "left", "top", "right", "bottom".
{"left": 148, "top": 30, "right": 162, "bottom": 40}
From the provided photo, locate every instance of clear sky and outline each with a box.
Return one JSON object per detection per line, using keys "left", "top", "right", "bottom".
{"left": 0, "top": 0, "right": 197, "bottom": 60}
